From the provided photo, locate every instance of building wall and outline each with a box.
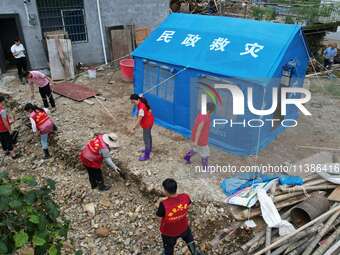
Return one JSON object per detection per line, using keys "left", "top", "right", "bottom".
{"left": 77, "top": 0, "right": 169, "bottom": 64}
{"left": 0, "top": 0, "right": 169, "bottom": 69}
{"left": 0, "top": 0, "right": 48, "bottom": 69}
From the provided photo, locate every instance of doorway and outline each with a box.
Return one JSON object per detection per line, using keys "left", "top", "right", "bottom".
{"left": 0, "top": 14, "right": 28, "bottom": 74}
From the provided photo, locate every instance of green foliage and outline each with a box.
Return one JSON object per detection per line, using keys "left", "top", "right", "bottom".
{"left": 14, "top": 231, "right": 28, "bottom": 248}
{"left": 267, "top": 1, "right": 339, "bottom": 24}
{"left": 264, "top": 7, "right": 277, "bottom": 21}
{"left": 0, "top": 172, "right": 69, "bottom": 255}
{"left": 251, "top": 6, "right": 277, "bottom": 21}
{"left": 285, "top": 15, "right": 295, "bottom": 24}
{"left": 251, "top": 6, "right": 266, "bottom": 20}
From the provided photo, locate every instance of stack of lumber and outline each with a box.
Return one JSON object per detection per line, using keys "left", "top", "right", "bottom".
{"left": 234, "top": 203, "right": 340, "bottom": 255}
{"left": 230, "top": 175, "right": 340, "bottom": 255}
{"left": 231, "top": 175, "right": 336, "bottom": 221}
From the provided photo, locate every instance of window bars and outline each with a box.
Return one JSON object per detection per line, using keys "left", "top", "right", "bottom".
{"left": 36, "top": 0, "right": 87, "bottom": 42}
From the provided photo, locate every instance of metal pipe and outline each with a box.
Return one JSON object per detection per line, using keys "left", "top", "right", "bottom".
{"left": 23, "top": 0, "right": 31, "bottom": 26}
{"left": 96, "top": 0, "right": 108, "bottom": 65}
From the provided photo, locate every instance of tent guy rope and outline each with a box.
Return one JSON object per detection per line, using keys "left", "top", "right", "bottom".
{"left": 142, "top": 67, "right": 188, "bottom": 96}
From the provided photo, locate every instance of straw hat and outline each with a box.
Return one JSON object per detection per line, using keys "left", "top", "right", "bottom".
{"left": 103, "top": 133, "right": 119, "bottom": 148}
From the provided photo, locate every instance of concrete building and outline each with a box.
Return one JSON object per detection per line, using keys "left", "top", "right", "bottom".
{"left": 0, "top": 0, "right": 169, "bottom": 73}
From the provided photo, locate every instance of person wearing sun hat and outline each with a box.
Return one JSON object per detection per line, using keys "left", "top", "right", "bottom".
{"left": 80, "top": 132, "right": 123, "bottom": 191}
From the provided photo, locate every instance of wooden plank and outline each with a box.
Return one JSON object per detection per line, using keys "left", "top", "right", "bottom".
{"left": 253, "top": 205, "right": 340, "bottom": 255}
{"left": 109, "top": 26, "right": 132, "bottom": 64}
{"left": 95, "top": 96, "right": 106, "bottom": 101}
{"left": 297, "top": 145, "right": 340, "bottom": 152}
{"left": 135, "top": 27, "right": 150, "bottom": 45}
{"left": 83, "top": 99, "right": 94, "bottom": 105}
{"left": 45, "top": 30, "right": 69, "bottom": 39}
{"left": 47, "top": 38, "right": 74, "bottom": 81}
{"left": 328, "top": 187, "right": 340, "bottom": 202}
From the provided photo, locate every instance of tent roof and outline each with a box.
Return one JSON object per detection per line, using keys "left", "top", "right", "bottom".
{"left": 132, "top": 13, "right": 304, "bottom": 84}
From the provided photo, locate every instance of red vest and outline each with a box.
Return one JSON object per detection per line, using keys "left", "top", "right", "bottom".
{"left": 30, "top": 110, "right": 49, "bottom": 131}
{"left": 80, "top": 135, "right": 107, "bottom": 169}
{"left": 138, "top": 102, "right": 154, "bottom": 129}
{"left": 191, "top": 113, "right": 211, "bottom": 146}
{"left": 0, "top": 106, "right": 10, "bottom": 132}
{"left": 160, "top": 194, "right": 191, "bottom": 237}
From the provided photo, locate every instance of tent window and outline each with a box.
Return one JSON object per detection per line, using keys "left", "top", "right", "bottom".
{"left": 143, "top": 63, "right": 175, "bottom": 103}
{"left": 143, "top": 63, "right": 158, "bottom": 96}
{"left": 158, "top": 68, "right": 175, "bottom": 103}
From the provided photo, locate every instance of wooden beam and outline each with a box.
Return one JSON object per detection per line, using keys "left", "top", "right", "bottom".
{"left": 253, "top": 205, "right": 340, "bottom": 255}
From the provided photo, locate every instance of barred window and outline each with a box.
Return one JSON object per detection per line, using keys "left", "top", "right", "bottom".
{"left": 37, "top": 0, "right": 87, "bottom": 42}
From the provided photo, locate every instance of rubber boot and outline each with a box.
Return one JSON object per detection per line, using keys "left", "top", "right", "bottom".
{"left": 139, "top": 149, "right": 150, "bottom": 161}
{"left": 139, "top": 144, "right": 152, "bottom": 153}
{"left": 187, "top": 242, "right": 203, "bottom": 255}
{"left": 201, "top": 157, "right": 209, "bottom": 170}
{"left": 43, "top": 149, "right": 50, "bottom": 159}
{"left": 184, "top": 149, "right": 196, "bottom": 164}
{"left": 98, "top": 182, "right": 111, "bottom": 191}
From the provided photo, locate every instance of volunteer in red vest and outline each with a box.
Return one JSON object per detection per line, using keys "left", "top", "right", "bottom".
{"left": 156, "top": 178, "right": 203, "bottom": 255}
{"left": 80, "top": 133, "right": 123, "bottom": 191}
{"left": 129, "top": 94, "right": 154, "bottom": 161}
{"left": 0, "top": 96, "right": 18, "bottom": 159}
{"left": 184, "top": 102, "right": 215, "bottom": 168}
{"left": 25, "top": 70, "right": 56, "bottom": 111}
{"left": 24, "top": 103, "right": 57, "bottom": 159}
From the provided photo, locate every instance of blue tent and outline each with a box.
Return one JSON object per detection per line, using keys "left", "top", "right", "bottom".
{"left": 132, "top": 13, "right": 309, "bottom": 156}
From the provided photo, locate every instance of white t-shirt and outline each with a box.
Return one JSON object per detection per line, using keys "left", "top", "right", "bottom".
{"left": 29, "top": 108, "right": 49, "bottom": 133}
{"left": 11, "top": 43, "right": 26, "bottom": 59}
{"left": 138, "top": 109, "right": 145, "bottom": 117}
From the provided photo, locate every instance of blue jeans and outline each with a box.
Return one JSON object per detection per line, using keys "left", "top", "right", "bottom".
{"left": 40, "top": 134, "right": 49, "bottom": 150}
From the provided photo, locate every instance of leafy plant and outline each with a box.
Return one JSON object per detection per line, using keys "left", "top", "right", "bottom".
{"left": 0, "top": 172, "right": 69, "bottom": 255}
{"left": 264, "top": 7, "right": 277, "bottom": 21}
{"left": 251, "top": 6, "right": 266, "bottom": 20}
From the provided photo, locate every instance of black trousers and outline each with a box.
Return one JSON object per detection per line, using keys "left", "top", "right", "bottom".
{"left": 85, "top": 167, "right": 104, "bottom": 189}
{"left": 15, "top": 57, "right": 27, "bottom": 80}
{"left": 39, "top": 84, "right": 56, "bottom": 108}
{"left": 324, "top": 59, "right": 333, "bottom": 69}
{"left": 162, "top": 228, "right": 194, "bottom": 255}
{"left": 0, "top": 131, "right": 13, "bottom": 152}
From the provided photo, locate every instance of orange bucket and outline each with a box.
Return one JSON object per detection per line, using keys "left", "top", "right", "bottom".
{"left": 119, "top": 58, "right": 134, "bottom": 81}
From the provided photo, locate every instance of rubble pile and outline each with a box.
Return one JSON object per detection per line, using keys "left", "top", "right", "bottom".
{"left": 228, "top": 175, "right": 340, "bottom": 255}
